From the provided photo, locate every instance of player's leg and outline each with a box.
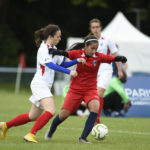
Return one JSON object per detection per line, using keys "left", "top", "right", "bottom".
{"left": 0, "top": 104, "right": 40, "bottom": 140}
{"left": 45, "top": 90, "right": 82, "bottom": 140}
{"left": 96, "top": 71, "right": 112, "bottom": 124}
{"left": 79, "top": 98, "right": 99, "bottom": 143}
{"left": 96, "top": 87, "right": 105, "bottom": 123}
{"left": 45, "top": 108, "right": 71, "bottom": 140}
{"left": 24, "top": 97, "right": 54, "bottom": 143}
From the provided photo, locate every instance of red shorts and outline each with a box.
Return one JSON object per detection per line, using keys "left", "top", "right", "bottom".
{"left": 62, "top": 89, "right": 99, "bottom": 114}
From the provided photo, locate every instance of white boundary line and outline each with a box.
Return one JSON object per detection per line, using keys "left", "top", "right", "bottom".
{"left": 58, "top": 127, "right": 150, "bottom": 136}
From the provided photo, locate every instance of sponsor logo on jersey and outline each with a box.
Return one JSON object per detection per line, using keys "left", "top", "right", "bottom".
{"left": 45, "top": 57, "right": 50, "bottom": 62}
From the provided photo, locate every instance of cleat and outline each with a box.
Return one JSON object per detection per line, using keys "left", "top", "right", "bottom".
{"left": 0, "top": 122, "right": 8, "bottom": 140}
{"left": 45, "top": 128, "right": 52, "bottom": 141}
{"left": 78, "top": 137, "right": 91, "bottom": 144}
{"left": 24, "top": 133, "right": 38, "bottom": 143}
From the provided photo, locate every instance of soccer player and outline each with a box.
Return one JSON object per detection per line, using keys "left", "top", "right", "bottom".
{"left": 45, "top": 35, "right": 127, "bottom": 143}
{"left": 0, "top": 24, "right": 85, "bottom": 143}
{"left": 89, "top": 18, "right": 123, "bottom": 124}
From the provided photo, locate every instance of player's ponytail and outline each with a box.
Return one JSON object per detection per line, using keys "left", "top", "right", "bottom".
{"left": 35, "top": 24, "right": 60, "bottom": 47}
{"left": 68, "top": 42, "right": 85, "bottom": 50}
{"left": 35, "top": 28, "right": 45, "bottom": 47}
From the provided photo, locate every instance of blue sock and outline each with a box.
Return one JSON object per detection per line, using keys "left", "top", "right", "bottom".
{"left": 80, "top": 112, "right": 98, "bottom": 139}
{"left": 47, "top": 114, "right": 63, "bottom": 137}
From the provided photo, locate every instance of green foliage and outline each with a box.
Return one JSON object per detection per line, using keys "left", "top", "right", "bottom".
{"left": 0, "top": 23, "right": 23, "bottom": 66}
{"left": 0, "top": 0, "right": 149, "bottom": 67}
{"left": 71, "top": 0, "right": 108, "bottom": 8}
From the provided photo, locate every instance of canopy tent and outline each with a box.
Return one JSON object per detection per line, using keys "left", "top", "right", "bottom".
{"left": 67, "top": 12, "right": 150, "bottom": 75}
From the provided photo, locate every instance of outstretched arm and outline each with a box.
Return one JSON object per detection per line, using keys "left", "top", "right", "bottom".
{"left": 60, "top": 58, "right": 86, "bottom": 68}
{"left": 45, "top": 62, "right": 77, "bottom": 77}
{"left": 49, "top": 48, "right": 81, "bottom": 60}
{"left": 99, "top": 53, "right": 127, "bottom": 63}
{"left": 49, "top": 48, "right": 69, "bottom": 57}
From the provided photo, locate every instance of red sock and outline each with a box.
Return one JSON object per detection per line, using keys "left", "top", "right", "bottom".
{"left": 30, "top": 111, "right": 53, "bottom": 135}
{"left": 95, "top": 97, "right": 104, "bottom": 124}
{"left": 6, "top": 113, "right": 31, "bottom": 128}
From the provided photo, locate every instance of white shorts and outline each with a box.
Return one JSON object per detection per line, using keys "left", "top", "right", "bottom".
{"left": 29, "top": 83, "right": 53, "bottom": 109}
{"left": 97, "top": 71, "right": 113, "bottom": 89}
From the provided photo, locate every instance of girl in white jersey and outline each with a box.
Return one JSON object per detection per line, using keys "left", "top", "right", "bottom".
{"left": 89, "top": 18, "right": 123, "bottom": 124}
{"left": 0, "top": 24, "right": 85, "bottom": 143}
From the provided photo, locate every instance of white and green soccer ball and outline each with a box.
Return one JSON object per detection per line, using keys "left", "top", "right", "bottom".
{"left": 91, "top": 124, "right": 109, "bottom": 140}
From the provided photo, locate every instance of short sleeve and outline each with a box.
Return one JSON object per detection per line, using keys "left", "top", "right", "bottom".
{"left": 67, "top": 50, "right": 79, "bottom": 60}
{"left": 107, "top": 39, "right": 118, "bottom": 54}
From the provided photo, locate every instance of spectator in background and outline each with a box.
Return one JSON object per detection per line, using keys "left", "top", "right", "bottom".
{"left": 103, "top": 71, "right": 131, "bottom": 117}
{"left": 88, "top": 18, "right": 123, "bottom": 124}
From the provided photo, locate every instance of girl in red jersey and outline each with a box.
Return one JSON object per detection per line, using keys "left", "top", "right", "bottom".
{"left": 45, "top": 35, "right": 127, "bottom": 143}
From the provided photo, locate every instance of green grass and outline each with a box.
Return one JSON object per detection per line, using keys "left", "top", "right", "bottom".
{"left": 0, "top": 89, "right": 150, "bottom": 150}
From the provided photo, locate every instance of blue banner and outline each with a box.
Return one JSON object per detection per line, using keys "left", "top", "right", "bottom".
{"left": 124, "top": 76, "right": 150, "bottom": 117}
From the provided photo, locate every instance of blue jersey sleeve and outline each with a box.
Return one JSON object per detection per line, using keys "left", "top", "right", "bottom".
{"left": 60, "top": 59, "right": 78, "bottom": 68}
{"left": 45, "top": 62, "right": 71, "bottom": 74}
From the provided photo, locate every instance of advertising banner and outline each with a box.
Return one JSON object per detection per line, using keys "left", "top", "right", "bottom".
{"left": 124, "top": 76, "right": 150, "bottom": 117}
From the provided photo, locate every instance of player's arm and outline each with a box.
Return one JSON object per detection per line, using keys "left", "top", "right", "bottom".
{"left": 45, "top": 62, "right": 77, "bottom": 77}
{"left": 49, "top": 48, "right": 80, "bottom": 60}
{"left": 112, "top": 52, "right": 123, "bottom": 79}
{"left": 108, "top": 40, "right": 123, "bottom": 78}
{"left": 60, "top": 58, "right": 86, "bottom": 68}
{"left": 99, "top": 53, "right": 127, "bottom": 63}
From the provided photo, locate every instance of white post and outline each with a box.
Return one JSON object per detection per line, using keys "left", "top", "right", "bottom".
{"left": 15, "top": 64, "right": 22, "bottom": 94}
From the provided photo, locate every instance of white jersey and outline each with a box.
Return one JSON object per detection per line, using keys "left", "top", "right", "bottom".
{"left": 97, "top": 34, "right": 118, "bottom": 74}
{"left": 31, "top": 41, "right": 64, "bottom": 88}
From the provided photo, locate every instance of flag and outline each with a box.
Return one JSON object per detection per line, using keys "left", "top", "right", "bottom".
{"left": 19, "top": 53, "right": 26, "bottom": 69}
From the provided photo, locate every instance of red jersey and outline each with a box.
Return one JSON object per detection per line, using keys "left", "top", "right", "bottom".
{"left": 67, "top": 49, "right": 115, "bottom": 92}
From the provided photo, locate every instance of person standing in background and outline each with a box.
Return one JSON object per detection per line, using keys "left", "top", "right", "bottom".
{"left": 88, "top": 18, "right": 123, "bottom": 124}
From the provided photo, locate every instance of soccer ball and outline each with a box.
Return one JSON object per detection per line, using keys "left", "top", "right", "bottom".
{"left": 91, "top": 124, "right": 109, "bottom": 140}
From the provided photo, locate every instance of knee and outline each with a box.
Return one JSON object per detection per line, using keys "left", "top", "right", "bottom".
{"left": 47, "top": 109, "right": 56, "bottom": 116}
{"left": 88, "top": 101, "right": 100, "bottom": 113}
{"left": 59, "top": 110, "right": 70, "bottom": 120}
{"left": 89, "top": 107, "right": 99, "bottom": 113}
{"left": 29, "top": 114, "right": 38, "bottom": 121}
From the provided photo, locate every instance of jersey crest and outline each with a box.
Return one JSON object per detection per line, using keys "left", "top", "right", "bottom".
{"left": 93, "top": 60, "right": 97, "bottom": 66}
{"left": 81, "top": 53, "right": 85, "bottom": 57}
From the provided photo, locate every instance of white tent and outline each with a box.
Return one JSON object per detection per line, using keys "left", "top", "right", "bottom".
{"left": 102, "top": 11, "right": 150, "bottom": 75}
{"left": 67, "top": 11, "right": 150, "bottom": 75}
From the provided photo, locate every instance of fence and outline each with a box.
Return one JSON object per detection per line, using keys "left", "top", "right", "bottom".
{"left": 0, "top": 67, "right": 68, "bottom": 95}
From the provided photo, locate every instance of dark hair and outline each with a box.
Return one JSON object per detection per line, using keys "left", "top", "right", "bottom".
{"left": 69, "top": 35, "right": 98, "bottom": 50}
{"left": 88, "top": 18, "right": 102, "bottom": 36}
{"left": 35, "top": 24, "right": 60, "bottom": 47}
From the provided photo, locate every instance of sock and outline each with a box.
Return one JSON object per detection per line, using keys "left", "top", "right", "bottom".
{"left": 95, "top": 97, "right": 104, "bottom": 124}
{"left": 30, "top": 111, "right": 53, "bottom": 135}
{"left": 81, "top": 112, "right": 98, "bottom": 139}
{"left": 47, "top": 114, "right": 63, "bottom": 137}
{"left": 6, "top": 113, "right": 31, "bottom": 128}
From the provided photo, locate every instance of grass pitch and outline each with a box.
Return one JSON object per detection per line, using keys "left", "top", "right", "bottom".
{"left": 0, "top": 89, "right": 150, "bottom": 150}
